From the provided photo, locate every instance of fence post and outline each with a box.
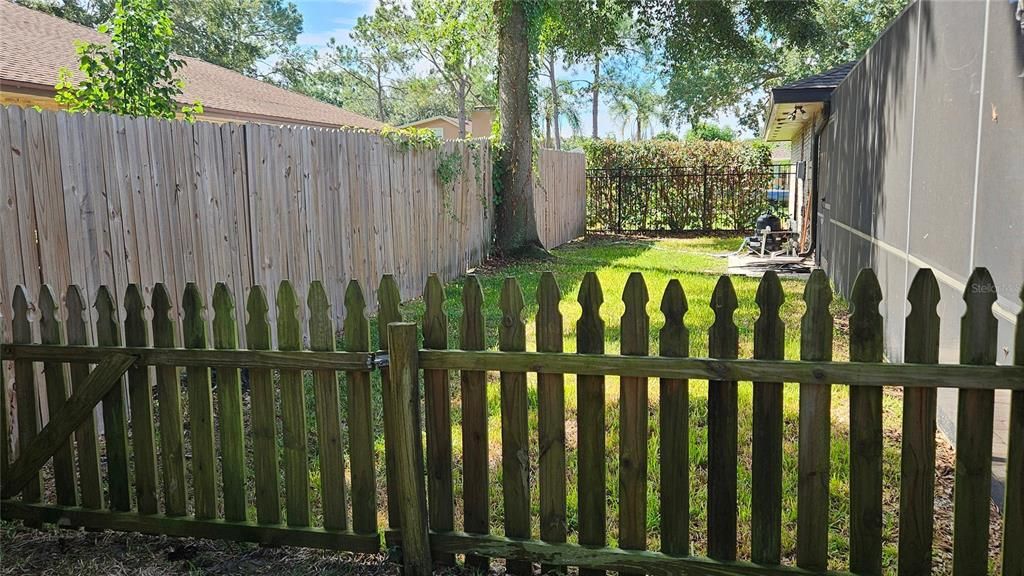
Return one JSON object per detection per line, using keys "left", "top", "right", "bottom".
{"left": 616, "top": 168, "right": 623, "bottom": 232}
{"left": 385, "top": 322, "right": 431, "bottom": 576}
{"left": 702, "top": 164, "right": 710, "bottom": 230}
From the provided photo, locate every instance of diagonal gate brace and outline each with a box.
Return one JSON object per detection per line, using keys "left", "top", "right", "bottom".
{"left": 1, "top": 352, "right": 136, "bottom": 500}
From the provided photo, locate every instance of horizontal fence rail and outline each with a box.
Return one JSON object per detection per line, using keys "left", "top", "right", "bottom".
{"left": 586, "top": 165, "right": 797, "bottom": 233}
{"left": 1, "top": 265, "right": 1021, "bottom": 576}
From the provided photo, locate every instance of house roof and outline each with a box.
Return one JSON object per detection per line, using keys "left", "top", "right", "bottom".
{"left": 0, "top": 0, "right": 383, "bottom": 129}
{"left": 770, "top": 61, "right": 857, "bottom": 104}
{"left": 398, "top": 115, "right": 471, "bottom": 130}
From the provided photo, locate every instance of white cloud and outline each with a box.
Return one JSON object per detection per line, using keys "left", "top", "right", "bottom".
{"left": 296, "top": 28, "right": 354, "bottom": 49}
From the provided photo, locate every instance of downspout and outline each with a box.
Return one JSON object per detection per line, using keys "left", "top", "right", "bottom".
{"left": 800, "top": 101, "right": 831, "bottom": 258}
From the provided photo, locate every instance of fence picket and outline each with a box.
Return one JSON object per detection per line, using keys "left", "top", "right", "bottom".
{"left": 537, "top": 271, "right": 566, "bottom": 574}
{"left": 953, "top": 267, "right": 998, "bottom": 573}
{"left": 212, "top": 283, "right": 247, "bottom": 522}
{"left": 308, "top": 281, "right": 347, "bottom": 531}
{"left": 152, "top": 284, "right": 186, "bottom": 517}
{"left": 38, "top": 285, "right": 76, "bottom": 506}
{"left": 848, "top": 270, "right": 884, "bottom": 574}
{"left": 245, "top": 285, "right": 281, "bottom": 525}
{"left": 577, "top": 272, "right": 606, "bottom": 576}
{"left": 1003, "top": 283, "right": 1024, "bottom": 576}
{"left": 752, "top": 272, "right": 784, "bottom": 564}
{"left": 343, "top": 280, "right": 377, "bottom": 534}
{"left": 499, "top": 277, "right": 531, "bottom": 576}
{"left": 620, "top": 272, "right": 649, "bottom": 565}
{"left": 659, "top": 279, "right": 689, "bottom": 557}
{"left": 378, "top": 275, "right": 403, "bottom": 530}
{"left": 124, "top": 284, "right": 158, "bottom": 514}
{"left": 898, "top": 269, "right": 940, "bottom": 575}
{"left": 183, "top": 283, "right": 217, "bottom": 520}
{"left": 12, "top": 287, "right": 40, "bottom": 523}
{"left": 707, "top": 275, "right": 739, "bottom": 561}
{"left": 796, "top": 270, "right": 833, "bottom": 570}
{"left": 460, "top": 274, "right": 489, "bottom": 570}
{"left": 277, "top": 280, "right": 310, "bottom": 527}
{"left": 96, "top": 285, "right": 131, "bottom": 512}
{"left": 422, "top": 273, "right": 454, "bottom": 564}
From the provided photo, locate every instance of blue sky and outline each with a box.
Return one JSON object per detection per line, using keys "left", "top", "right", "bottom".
{"left": 290, "top": 0, "right": 743, "bottom": 138}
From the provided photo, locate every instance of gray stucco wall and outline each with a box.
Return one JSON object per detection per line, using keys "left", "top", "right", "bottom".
{"left": 818, "top": 0, "right": 1023, "bottom": 364}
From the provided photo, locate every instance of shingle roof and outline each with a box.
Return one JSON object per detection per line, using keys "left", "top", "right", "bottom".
{"left": 775, "top": 62, "right": 857, "bottom": 92}
{"left": 0, "top": 0, "right": 383, "bottom": 129}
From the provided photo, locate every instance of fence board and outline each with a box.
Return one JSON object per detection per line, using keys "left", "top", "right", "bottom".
{"left": 66, "top": 286, "right": 104, "bottom": 511}
{"left": 577, "top": 272, "right": 606, "bottom": 576}
{"left": 708, "top": 276, "right": 739, "bottom": 561}
{"left": 898, "top": 269, "right": 940, "bottom": 575}
{"left": 460, "top": 275, "right": 490, "bottom": 570}
{"left": 152, "top": 284, "right": 187, "bottom": 517}
{"left": 308, "top": 281, "right": 346, "bottom": 531}
{"left": 213, "top": 284, "right": 247, "bottom": 522}
{"left": 659, "top": 279, "right": 689, "bottom": 557}
{"left": 796, "top": 270, "right": 833, "bottom": 570}
{"left": 752, "top": 272, "right": 784, "bottom": 565}
{"left": 124, "top": 285, "right": 158, "bottom": 514}
{"left": 344, "top": 280, "right": 377, "bottom": 534}
{"left": 952, "top": 268, "right": 997, "bottom": 573}
{"left": 619, "top": 273, "right": 649, "bottom": 565}
{"left": 37, "top": 286, "right": 76, "bottom": 506}
{"left": 183, "top": 283, "right": 217, "bottom": 519}
{"left": 12, "top": 288, "right": 40, "bottom": 505}
{"left": 537, "top": 272, "right": 566, "bottom": 575}
{"left": 245, "top": 286, "right": 281, "bottom": 525}
{"left": 422, "top": 274, "right": 454, "bottom": 565}
{"left": 96, "top": 286, "right": 131, "bottom": 512}
{"left": 277, "top": 281, "right": 310, "bottom": 527}
{"left": 499, "top": 277, "right": 531, "bottom": 576}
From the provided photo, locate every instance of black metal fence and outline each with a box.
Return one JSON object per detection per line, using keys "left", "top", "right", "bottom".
{"left": 586, "top": 165, "right": 798, "bottom": 233}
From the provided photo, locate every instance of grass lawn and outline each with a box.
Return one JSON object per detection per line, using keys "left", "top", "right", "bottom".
{"left": 355, "top": 235, "right": 943, "bottom": 573}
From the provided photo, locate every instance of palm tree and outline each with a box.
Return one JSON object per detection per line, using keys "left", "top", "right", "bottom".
{"left": 539, "top": 81, "right": 584, "bottom": 149}
{"left": 609, "top": 81, "right": 664, "bottom": 140}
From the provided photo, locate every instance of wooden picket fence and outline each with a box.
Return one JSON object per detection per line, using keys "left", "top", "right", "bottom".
{"left": 1, "top": 267, "right": 1022, "bottom": 576}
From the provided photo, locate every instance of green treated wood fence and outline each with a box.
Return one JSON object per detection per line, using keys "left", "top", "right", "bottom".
{"left": 1, "top": 267, "right": 1022, "bottom": 576}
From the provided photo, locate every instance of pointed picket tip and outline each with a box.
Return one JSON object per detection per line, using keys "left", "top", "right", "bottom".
{"left": 803, "top": 269, "right": 833, "bottom": 309}
{"left": 212, "top": 283, "right": 239, "bottom": 347}
{"left": 66, "top": 284, "right": 86, "bottom": 316}
{"left": 538, "top": 271, "right": 561, "bottom": 300}
{"left": 962, "top": 267, "right": 997, "bottom": 307}
{"left": 213, "top": 283, "right": 236, "bottom": 314}
{"left": 378, "top": 274, "right": 402, "bottom": 324}
{"left": 12, "top": 285, "right": 30, "bottom": 316}
{"left": 182, "top": 282, "right": 205, "bottom": 317}
{"left": 907, "top": 268, "right": 941, "bottom": 312}
{"left": 96, "top": 285, "right": 117, "bottom": 318}
{"left": 344, "top": 279, "right": 366, "bottom": 313}
{"left": 578, "top": 271, "right": 604, "bottom": 309}
{"left": 423, "top": 274, "right": 448, "bottom": 348}
{"left": 623, "top": 271, "right": 649, "bottom": 303}
{"left": 537, "top": 272, "right": 562, "bottom": 321}
{"left": 246, "top": 284, "right": 270, "bottom": 322}
{"left": 500, "top": 276, "right": 525, "bottom": 316}
{"left": 660, "top": 279, "right": 687, "bottom": 320}
{"left": 710, "top": 275, "right": 738, "bottom": 313}
{"left": 38, "top": 284, "right": 58, "bottom": 319}
{"left": 307, "top": 281, "right": 333, "bottom": 351}
{"left": 851, "top": 268, "right": 883, "bottom": 308}
{"left": 124, "top": 284, "right": 145, "bottom": 317}
{"left": 276, "top": 280, "right": 299, "bottom": 311}
{"left": 755, "top": 271, "right": 785, "bottom": 312}
{"left": 424, "top": 274, "right": 445, "bottom": 311}
{"left": 462, "top": 274, "right": 484, "bottom": 308}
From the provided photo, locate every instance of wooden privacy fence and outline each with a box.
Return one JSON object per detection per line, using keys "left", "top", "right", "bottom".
{"left": 535, "top": 148, "right": 586, "bottom": 249}
{"left": 1, "top": 267, "right": 1022, "bottom": 576}
{"left": 0, "top": 106, "right": 586, "bottom": 345}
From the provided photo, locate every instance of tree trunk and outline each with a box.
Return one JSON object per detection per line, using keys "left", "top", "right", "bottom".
{"left": 545, "top": 112, "right": 552, "bottom": 148}
{"left": 376, "top": 67, "right": 386, "bottom": 122}
{"left": 494, "top": 0, "right": 543, "bottom": 256}
{"left": 457, "top": 75, "right": 468, "bottom": 138}
{"left": 636, "top": 117, "right": 642, "bottom": 141}
{"left": 548, "top": 52, "right": 561, "bottom": 149}
{"left": 592, "top": 56, "right": 600, "bottom": 139}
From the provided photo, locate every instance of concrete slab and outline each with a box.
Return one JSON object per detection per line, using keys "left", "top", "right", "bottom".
{"left": 936, "top": 388, "right": 1013, "bottom": 510}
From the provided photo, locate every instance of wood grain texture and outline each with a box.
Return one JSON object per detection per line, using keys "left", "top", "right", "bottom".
{"left": 183, "top": 283, "right": 217, "bottom": 520}
{"left": 576, "top": 272, "right": 606, "bottom": 576}
{"left": 659, "top": 279, "right": 689, "bottom": 557}
{"left": 848, "top": 269, "right": 883, "bottom": 575}
{"left": 619, "top": 272, "right": 649, "bottom": 563}
{"left": 751, "top": 272, "right": 784, "bottom": 565}
{"left": 422, "top": 274, "right": 454, "bottom": 565}
{"left": 953, "top": 268, "right": 997, "bottom": 575}
{"left": 97, "top": 285, "right": 132, "bottom": 512}
{"left": 245, "top": 285, "right": 281, "bottom": 525}
{"left": 65, "top": 285, "right": 103, "bottom": 510}
{"left": 308, "top": 281, "right": 347, "bottom": 531}
{"left": 213, "top": 283, "right": 247, "bottom": 522}
{"left": 37, "top": 285, "right": 76, "bottom": 506}
{"left": 12, "top": 287, "right": 42, "bottom": 505}
{"left": 124, "top": 284, "right": 158, "bottom": 514}
{"left": 377, "top": 274, "right": 404, "bottom": 530}
{"left": 499, "top": 277, "right": 532, "bottom": 576}
{"left": 796, "top": 270, "right": 832, "bottom": 571}
{"left": 152, "top": 284, "right": 186, "bottom": 517}
{"left": 708, "top": 275, "right": 739, "bottom": 562}
{"left": 277, "top": 281, "right": 310, "bottom": 527}
{"left": 536, "top": 272, "right": 567, "bottom": 575}
{"left": 898, "top": 269, "right": 940, "bottom": 576}
{"left": 459, "top": 274, "right": 489, "bottom": 570}
{"left": 343, "top": 280, "right": 377, "bottom": 534}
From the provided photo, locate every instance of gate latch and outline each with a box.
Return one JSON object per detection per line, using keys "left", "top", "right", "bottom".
{"left": 370, "top": 352, "right": 390, "bottom": 369}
